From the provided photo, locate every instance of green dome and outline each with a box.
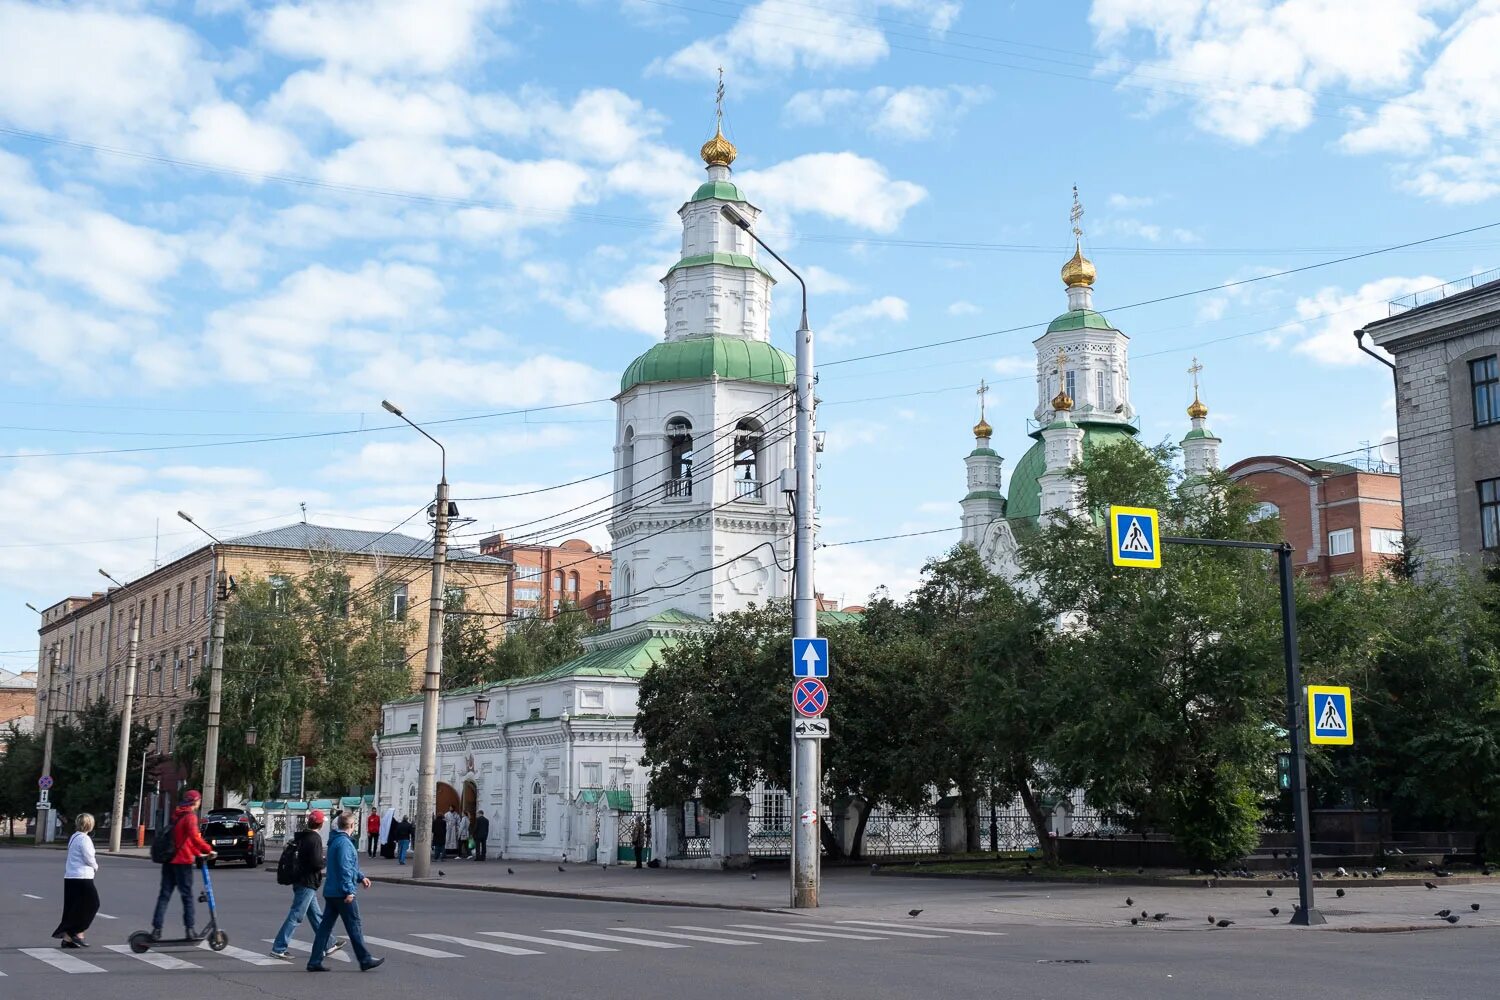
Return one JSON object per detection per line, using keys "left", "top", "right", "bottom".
{"left": 620, "top": 335, "right": 794, "bottom": 394}
{"left": 689, "top": 180, "right": 747, "bottom": 203}
{"left": 1046, "top": 309, "right": 1121, "bottom": 335}
{"left": 1005, "top": 425, "right": 1139, "bottom": 522}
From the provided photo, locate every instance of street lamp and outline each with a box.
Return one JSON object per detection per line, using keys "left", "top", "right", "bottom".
{"left": 245, "top": 725, "right": 258, "bottom": 747}
{"left": 25, "top": 603, "right": 64, "bottom": 844}
{"left": 100, "top": 568, "right": 143, "bottom": 853}
{"left": 382, "top": 398, "right": 450, "bottom": 880}
{"left": 177, "top": 511, "right": 230, "bottom": 811}
{"left": 719, "top": 203, "right": 820, "bottom": 908}
{"left": 473, "top": 693, "right": 491, "bottom": 727}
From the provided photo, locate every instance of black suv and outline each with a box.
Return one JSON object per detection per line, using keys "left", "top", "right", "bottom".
{"left": 200, "top": 809, "right": 265, "bottom": 867}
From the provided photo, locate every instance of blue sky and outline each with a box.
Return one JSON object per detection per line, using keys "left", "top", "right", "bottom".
{"left": 1, "top": 0, "right": 1497, "bottom": 667}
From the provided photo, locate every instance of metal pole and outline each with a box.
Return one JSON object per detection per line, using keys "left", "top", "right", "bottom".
{"left": 411, "top": 479, "right": 450, "bottom": 879}
{"left": 136, "top": 743, "right": 149, "bottom": 848}
{"left": 109, "top": 607, "right": 141, "bottom": 853}
{"left": 201, "top": 568, "right": 228, "bottom": 810}
{"left": 1279, "top": 544, "right": 1324, "bottom": 925}
{"left": 35, "top": 643, "right": 59, "bottom": 844}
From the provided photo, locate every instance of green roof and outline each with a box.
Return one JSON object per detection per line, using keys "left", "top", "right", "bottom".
{"left": 1006, "top": 425, "right": 1140, "bottom": 522}
{"left": 968, "top": 447, "right": 999, "bottom": 458}
{"left": 526, "top": 632, "right": 675, "bottom": 681}
{"left": 1045, "top": 309, "right": 1121, "bottom": 335}
{"left": 1293, "top": 458, "right": 1358, "bottom": 474}
{"left": 663, "top": 252, "right": 773, "bottom": 280}
{"left": 620, "top": 335, "right": 794, "bottom": 393}
{"left": 963, "top": 489, "right": 1005, "bottom": 502}
{"left": 689, "top": 180, "right": 747, "bottom": 203}
{"left": 578, "top": 789, "right": 635, "bottom": 809}
{"left": 1183, "top": 427, "right": 1220, "bottom": 440}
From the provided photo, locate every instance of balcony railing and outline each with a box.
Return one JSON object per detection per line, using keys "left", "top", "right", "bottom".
{"left": 735, "top": 478, "right": 765, "bottom": 502}
{"left": 664, "top": 476, "right": 692, "bottom": 501}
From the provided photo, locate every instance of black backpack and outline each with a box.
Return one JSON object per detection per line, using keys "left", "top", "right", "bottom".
{"left": 150, "top": 824, "right": 175, "bottom": 864}
{"left": 276, "top": 839, "right": 302, "bottom": 886}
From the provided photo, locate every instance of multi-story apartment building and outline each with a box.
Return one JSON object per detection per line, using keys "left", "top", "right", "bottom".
{"left": 478, "top": 534, "right": 611, "bottom": 623}
{"left": 1358, "top": 270, "right": 1500, "bottom": 572}
{"left": 33, "top": 522, "right": 510, "bottom": 814}
{"left": 1227, "top": 456, "right": 1404, "bottom": 584}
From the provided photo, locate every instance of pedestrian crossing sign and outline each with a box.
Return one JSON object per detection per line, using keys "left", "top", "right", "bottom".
{"left": 1307, "top": 685, "right": 1354, "bottom": 745}
{"left": 1108, "top": 505, "right": 1161, "bottom": 569}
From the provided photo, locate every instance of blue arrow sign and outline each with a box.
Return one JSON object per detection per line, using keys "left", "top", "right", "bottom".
{"left": 792, "top": 637, "right": 828, "bottom": 678}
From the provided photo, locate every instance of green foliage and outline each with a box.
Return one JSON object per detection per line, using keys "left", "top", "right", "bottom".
{"left": 0, "top": 724, "right": 42, "bottom": 825}
{"left": 45, "top": 698, "right": 152, "bottom": 821}
{"left": 442, "top": 588, "right": 496, "bottom": 689}
{"left": 485, "top": 604, "right": 591, "bottom": 683}
{"left": 1169, "top": 767, "right": 1264, "bottom": 866}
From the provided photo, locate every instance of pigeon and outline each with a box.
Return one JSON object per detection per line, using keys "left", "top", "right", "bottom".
{"left": 1125, "top": 897, "right": 1134, "bottom": 907}
{"left": 1141, "top": 910, "right": 1148, "bottom": 919}
{"left": 1216, "top": 919, "right": 1234, "bottom": 928}
{"left": 1436, "top": 909, "right": 1452, "bottom": 918}
{"left": 1336, "top": 888, "right": 1346, "bottom": 898}
{"left": 558, "top": 866, "right": 566, "bottom": 873}
{"left": 1136, "top": 867, "right": 1145, "bottom": 875}
{"left": 1446, "top": 915, "right": 1460, "bottom": 924}
{"left": 1472, "top": 903, "right": 1482, "bottom": 912}
{"left": 1207, "top": 915, "right": 1216, "bottom": 925}
{"left": 1266, "top": 889, "right": 1274, "bottom": 897}
{"left": 1130, "top": 917, "right": 1139, "bottom": 925}
{"left": 1425, "top": 882, "right": 1438, "bottom": 890}
{"left": 870, "top": 864, "right": 880, "bottom": 873}
{"left": 437, "top": 870, "right": 446, "bottom": 877}
{"left": 1270, "top": 907, "right": 1280, "bottom": 916}
{"left": 1152, "top": 913, "right": 1167, "bottom": 922}
{"left": 908, "top": 909, "right": 923, "bottom": 918}
{"left": 750, "top": 873, "right": 757, "bottom": 880}
{"left": 507, "top": 868, "right": 514, "bottom": 875}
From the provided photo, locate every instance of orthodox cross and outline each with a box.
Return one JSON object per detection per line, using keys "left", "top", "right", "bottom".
{"left": 976, "top": 379, "right": 989, "bottom": 421}
{"left": 715, "top": 67, "right": 725, "bottom": 132}
{"left": 1070, "top": 184, "right": 1085, "bottom": 242}
{"left": 1188, "top": 356, "right": 1204, "bottom": 399}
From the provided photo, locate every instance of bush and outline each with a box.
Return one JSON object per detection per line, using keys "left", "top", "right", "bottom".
{"left": 1170, "top": 769, "right": 1262, "bottom": 867}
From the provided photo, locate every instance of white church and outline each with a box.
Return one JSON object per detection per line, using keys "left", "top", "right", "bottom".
{"left": 374, "top": 125, "right": 1225, "bottom": 864}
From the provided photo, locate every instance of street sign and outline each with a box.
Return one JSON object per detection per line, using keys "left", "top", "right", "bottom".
{"left": 37, "top": 788, "right": 49, "bottom": 805}
{"left": 1308, "top": 686, "right": 1353, "bottom": 745}
{"left": 37, "top": 775, "right": 53, "bottom": 790}
{"left": 279, "top": 755, "right": 306, "bottom": 798}
{"left": 793, "top": 678, "right": 828, "bottom": 718}
{"left": 792, "top": 636, "right": 829, "bottom": 678}
{"left": 794, "top": 717, "right": 831, "bottom": 739}
{"left": 1108, "top": 505, "right": 1161, "bottom": 568}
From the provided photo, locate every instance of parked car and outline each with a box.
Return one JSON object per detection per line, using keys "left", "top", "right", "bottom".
{"left": 200, "top": 808, "right": 265, "bottom": 867}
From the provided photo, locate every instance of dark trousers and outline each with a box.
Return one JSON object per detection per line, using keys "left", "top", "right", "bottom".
{"left": 366, "top": 832, "right": 378, "bottom": 857}
{"left": 475, "top": 839, "right": 487, "bottom": 861}
{"left": 152, "top": 864, "right": 195, "bottom": 932}
{"left": 309, "top": 895, "right": 373, "bottom": 968}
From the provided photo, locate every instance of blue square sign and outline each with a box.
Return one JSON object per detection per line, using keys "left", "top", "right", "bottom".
{"left": 792, "top": 637, "right": 828, "bottom": 678}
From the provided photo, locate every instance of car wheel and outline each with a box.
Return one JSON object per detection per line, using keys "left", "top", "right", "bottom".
{"left": 246, "top": 851, "right": 258, "bottom": 868}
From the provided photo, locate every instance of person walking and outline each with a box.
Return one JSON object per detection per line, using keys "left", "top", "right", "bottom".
{"left": 365, "top": 811, "right": 380, "bottom": 859}
{"left": 395, "top": 816, "right": 412, "bottom": 866}
{"left": 430, "top": 812, "right": 445, "bottom": 862}
{"left": 443, "top": 807, "right": 458, "bottom": 860}
{"left": 306, "top": 812, "right": 383, "bottom": 973}
{"left": 52, "top": 813, "right": 100, "bottom": 948}
{"left": 472, "top": 811, "right": 489, "bottom": 862}
{"left": 456, "top": 810, "right": 470, "bottom": 860}
{"left": 150, "top": 790, "right": 215, "bottom": 941}
{"left": 270, "top": 810, "right": 345, "bottom": 961}
{"left": 631, "top": 816, "right": 646, "bottom": 869}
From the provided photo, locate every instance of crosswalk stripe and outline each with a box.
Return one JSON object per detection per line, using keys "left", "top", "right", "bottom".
{"left": 21, "top": 948, "right": 105, "bottom": 974}
{"left": 728, "top": 923, "right": 888, "bottom": 941}
{"left": 675, "top": 926, "right": 821, "bottom": 943}
{"left": 605, "top": 928, "right": 758, "bottom": 946}
{"left": 200, "top": 941, "right": 284, "bottom": 966}
{"left": 268, "top": 938, "right": 352, "bottom": 963}
{"left": 546, "top": 929, "right": 687, "bottom": 949}
{"left": 838, "top": 920, "right": 1006, "bottom": 936}
{"left": 106, "top": 944, "right": 200, "bottom": 970}
{"left": 22, "top": 893, "right": 42, "bottom": 900}
{"left": 361, "top": 935, "right": 462, "bottom": 958}
{"left": 418, "top": 934, "right": 542, "bottom": 956}
{"left": 773, "top": 922, "right": 945, "bottom": 939}
{"left": 479, "top": 931, "right": 617, "bottom": 952}
{"left": 97, "top": 913, "right": 118, "bottom": 920}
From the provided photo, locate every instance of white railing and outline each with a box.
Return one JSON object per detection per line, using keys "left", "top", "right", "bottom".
{"left": 665, "top": 476, "right": 692, "bottom": 501}
{"left": 735, "top": 478, "right": 764, "bottom": 502}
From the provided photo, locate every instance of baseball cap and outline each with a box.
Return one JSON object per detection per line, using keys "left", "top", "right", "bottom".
{"left": 182, "top": 790, "right": 201, "bottom": 805}
{"left": 308, "top": 809, "right": 326, "bottom": 826}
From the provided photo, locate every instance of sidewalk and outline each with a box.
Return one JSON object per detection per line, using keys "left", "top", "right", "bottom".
{"left": 361, "top": 853, "right": 1500, "bottom": 932}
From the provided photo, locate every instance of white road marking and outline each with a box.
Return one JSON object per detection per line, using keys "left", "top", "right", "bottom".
{"left": 674, "top": 926, "right": 820, "bottom": 943}
{"left": 772, "top": 921, "right": 945, "bottom": 939}
{"left": 727, "top": 923, "right": 888, "bottom": 941}
{"left": 106, "top": 944, "right": 200, "bottom": 970}
{"left": 21, "top": 948, "right": 105, "bottom": 974}
{"left": 96, "top": 913, "right": 118, "bottom": 920}
{"left": 268, "top": 938, "right": 352, "bottom": 963}
{"left": 361, "top": 935, "right": 462, "bottom": 958}
{"left": 479, "top": 931, "right": 618, "bottom": 952}
{"left": 605, "top": 928, "right": 758, "bottom": 946}
{"left": 838, "top": 920, "right": 1006, "bottom": 936}
{"left": 417, "top": 933, "right": 542, "bottom": 956}
{"left": 546, "top": 929, "right": 687, "bottom": 949}
{"left": 22, "top": 893, "right": 42, "bottom": 899}
{"left": 198, "top": 941, "right": 284, "bottom": 966}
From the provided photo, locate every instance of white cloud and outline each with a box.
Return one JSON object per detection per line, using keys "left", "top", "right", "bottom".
{"left": 1108, "top": 193, "right": 1155, "bottom": 210}
{"left": 805, "top": 265, "right": 857, "bottom": 295}
{"left": 784, "top": 85, "right": 990, "bottom": 140}
{"left": 0, "top": 274, "right": 135, "bottom": 379}
{"left": 174, "top": 101, "right": 303, "bottom": 178}
{"left": 947, "top": 300, "right": 980, "bottom": 316}
{"left": 269, "top": 69, "right": 485, "bottom": 138}
{"left": 1289, "top": 273, "right": 1445, "bottom": 365}
{"left": 741, "top": 153, "right": 926, "bottom": 232}
{"left": 992, "top": 355, "right": 1033, "bottom": 376}
{"left": 257, "top": 0, "right": 511, "bottom": 75}
{"left": 325, "top": 426, "right": 581, "bottom": 482}
{"left": 820, "top": 295, "right": 908, "bottom": 346}
{"left": 599, "top": 268, "right": 668, "bottom": 338}
{"left": 656, "top": 0, "right": 888, "bottom": 79}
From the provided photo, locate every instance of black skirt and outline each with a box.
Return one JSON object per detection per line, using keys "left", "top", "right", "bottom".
{"left": 52, "top": 878, "right": 100, "bottom": 938}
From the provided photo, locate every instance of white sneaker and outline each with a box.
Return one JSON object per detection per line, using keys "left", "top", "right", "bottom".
{"left": 328, "top": 938, "right": 346, "bottom": 953}
{"left": 269, "top": 949, "right": 292, "bottom": 960}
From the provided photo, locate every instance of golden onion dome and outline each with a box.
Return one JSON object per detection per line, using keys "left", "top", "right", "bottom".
{"left": 1061, "top": 244, "right": 1096, "bottom": 288}
{"left": 973, "top": 417, "right": 993, "bottom": 439}
{"left": 1187, "top": 396, "right": 1209, "bottom": 420}
{"left": 1051, "top": 389, "right": 1074, "bottom": 412}
{"left": 700, "top": 128, "right": 737, "bottom": 167}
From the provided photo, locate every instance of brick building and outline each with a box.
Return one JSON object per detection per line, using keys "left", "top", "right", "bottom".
{"left": 0, "top": 667, "right": 36, "bottom": 738}
{"left": 1226, "top": 456, "right": 1404, "bottom": 584}
{"left": 1357, "top": 270, "right": 1500, "bottom": 572}
{"left": 478, "top": 535, "right": 611, "bottom": 623}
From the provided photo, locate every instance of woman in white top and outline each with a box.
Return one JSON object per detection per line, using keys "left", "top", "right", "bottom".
{"left": 52, "top": 812, "right": 100, "bottom": 948}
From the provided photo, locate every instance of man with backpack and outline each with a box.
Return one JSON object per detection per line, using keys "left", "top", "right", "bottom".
{"left": 270, "top": 810, "right": 345, "bottom": 960}
{"left": 149, "top": 790, "right": 215, "bottom": 941}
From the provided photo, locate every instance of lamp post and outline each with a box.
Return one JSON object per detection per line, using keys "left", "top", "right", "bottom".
{"left": 382, "top": 398, "right": 450, "bottom": 880}
{"left": 720, "top": 204, "right": 820, "bottom": 908}
{"left": 27, "top": 597, "right": 64, "bottom": 845}
{"left": 101, "top": 569, "right": 143, "bottom": 853}
{"left": 135, "top": 740, "right": 152, "bottom": 847}
{"left": 473, "top": 693, "right": 491, "bottom": 727}
{"left": 177, "top": 511, "right": 229, "bottom": 810}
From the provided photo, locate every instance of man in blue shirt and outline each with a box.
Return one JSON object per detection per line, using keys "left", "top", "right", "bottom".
{"left": 306, "top": 812, "right": 384, "bottom": 972}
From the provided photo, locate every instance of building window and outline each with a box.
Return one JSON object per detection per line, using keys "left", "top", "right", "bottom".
{"left": 581, "top": 762, "right": 602, "bottom": 788}
{"left": 1327, "top": 528, "right": 1355, "bottom": 557}
{"left": 391, "top": 584, "right": 408, "bottom": 621}
{"left": 270, "top": 575, "right": 289, "bottom": 610}
{"left": 665, "top": 417, "right": 693, "bottom": 499}
{"left": 167, "top": 712, "right": 176, "bottom": 752}
{"left": 172, "top": 648, "right": 181, "bottom": 691}
{"left": 569, "top": 572, "right": 580, "bottom": 594}
{"left": 620, "top": 427, "right": 635, "bottom": 507}
{"left": 529, "top": 780, "right": 544, "bottom": 833}
{"left": 1095, "top": 370, "right": 1106, "bottom": 409}
{"left": 1473, "top": 356, "right": 1500, "bottom": 428}
{"left": 1249, "top": 502, "right": 1280, "bottom": 523}
{"left": 514, "top": 584, "right": 540, "bottom": 602}
{"left": 188, "top": 579, "right": 197, "bottom": 622}
{"left": 175, "top": 584, "right": 183, "bottom": 627}
{"left": 1065, "top": 369, "right": 1076, "bottom": 403}
{"left": 150, "top": 597, "right": 157, "bottom": 637}
{"left": 1481, "top": 478, "right": 1500, "bottom": 550}
{"left": 1370, "top": 528, "right": 1403, "bottom": 555}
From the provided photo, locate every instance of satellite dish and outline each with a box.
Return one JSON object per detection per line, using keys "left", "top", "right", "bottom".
{"left": 1378, "top": 435, "right": 1400, "bottom": 465}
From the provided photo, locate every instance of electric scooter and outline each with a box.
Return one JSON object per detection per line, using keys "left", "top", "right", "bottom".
{"left": 128, "top": 856, "right": 229, "bottom": 953}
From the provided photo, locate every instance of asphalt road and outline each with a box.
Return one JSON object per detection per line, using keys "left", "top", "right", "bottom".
{"left": 2, "top": 849, "right": 1497, "bottom": 1000}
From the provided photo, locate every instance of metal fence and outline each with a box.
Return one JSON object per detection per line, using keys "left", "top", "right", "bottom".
{"left": 681, "top": 799, "right": 711, "bottom": 857}
{"left": 748, "top": 788, "right": 792, "bottom": 858}
{"left": 861, "top": 808, "right": 942, "bottom": 857}
{"left": 616, "top": 810, "right": 651, "bottom": 864}
{"left": 1388, "top": 266, "right": 1500, "bottom": 315}
{"left": 979, "top": 802, "right": 1041, "bottom": 852}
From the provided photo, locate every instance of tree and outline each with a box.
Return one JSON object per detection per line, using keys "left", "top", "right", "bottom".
{"left": 0, "top": 724, "right": 42, "bottom": 834}
{"left": 442, "top": 588, "right": 496, "bottom": 689}
{"left": 49, "top": 696, "right": 153, "bottom": 823}
{"left": 485, "top": 604, "right": 591, "bottom": 682}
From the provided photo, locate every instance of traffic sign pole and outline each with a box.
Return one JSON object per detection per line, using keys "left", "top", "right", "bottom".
{"left": 35, "top": 643, "right": 59, "bottom": 845}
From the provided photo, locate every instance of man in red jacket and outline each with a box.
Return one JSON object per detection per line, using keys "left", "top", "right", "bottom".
{"left": 366, "top": 811, "right": 380, "bottom": 859}
{"left": 150, "top": 790, "right": 216, "bottom": 940}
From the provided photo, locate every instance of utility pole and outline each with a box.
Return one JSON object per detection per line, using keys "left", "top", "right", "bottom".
{"left": 103, "top": 568, "right": 142, "bottom": 853}
{"left": 177, "top": 513, "right": 229, "bottom": 810}
{"left": 35, "top": 642, "right": 59, "bottom": 844}
{"left": 382, "top": 400, "right": 449, "bottom": 880}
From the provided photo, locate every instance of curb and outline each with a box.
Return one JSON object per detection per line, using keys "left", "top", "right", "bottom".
{"left": 364, "top": 874, "right": 786, "bottom": 914}
{"left": 873, "top": 870, "right": 1491, "bottom": 889}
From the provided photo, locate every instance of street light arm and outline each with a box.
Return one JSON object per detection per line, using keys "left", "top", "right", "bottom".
{"left": 382, "top": 400, "right": 447, "bottom": 482}
{"left": 721, "top": 206, "right": 808, "bottom": 331}
{"left": 177, "top": 510, "right": 225, "bottom": 546}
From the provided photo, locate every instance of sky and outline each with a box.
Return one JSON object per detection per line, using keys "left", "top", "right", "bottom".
{"left": 1, "top": 0, "right": 1497, "bottom": 671}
